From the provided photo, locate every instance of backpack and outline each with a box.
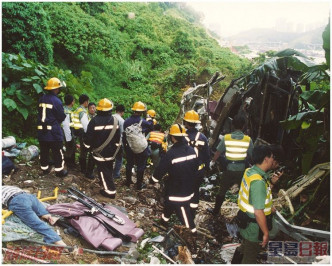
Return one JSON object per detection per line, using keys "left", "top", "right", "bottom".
{"left": 125, "top": 120, "right": 148, "bottom": 154}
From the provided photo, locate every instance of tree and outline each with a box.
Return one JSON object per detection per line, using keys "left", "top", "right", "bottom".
{"left": 171, "top": 31, "right": 196, "bottom": 59}
{"left": 2, "top": 2, "right": 53, "bottom": 64}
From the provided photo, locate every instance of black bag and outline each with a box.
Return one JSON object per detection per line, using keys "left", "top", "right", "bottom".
{"left": 2, "top": 155, "right": 15, "bottom": 175}
{"left": 234, "top": 210, "right": 254, "bottom": 229}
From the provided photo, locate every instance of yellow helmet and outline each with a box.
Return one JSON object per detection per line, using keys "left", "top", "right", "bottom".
{"left": 96, "top": 98, "right": 113, "bottom": 111}
{"left": 169, "top": 124, "right": 187, "bottom": 136}
{"left": 44, "top": 77, "right": 66, "bottom": 90}
{"left": 147, "top": 109, "right": 156, "bottom": 118}
{"left": 132, "top": 101, "right": 146, "bottom": 112}
{"left": 183, "top": 110, "right": 201, "bottom": 124}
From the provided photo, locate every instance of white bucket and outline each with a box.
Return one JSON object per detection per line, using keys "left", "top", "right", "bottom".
{"left": 20, "top": 145, "right": 39, "bottom": 162}
{"left": 2, "top": 136, "right": 16, "bottom": 149}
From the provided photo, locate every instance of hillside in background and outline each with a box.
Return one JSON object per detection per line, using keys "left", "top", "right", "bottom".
{"left": 227, "top": 26, "right": 324, "bottom": 48}
{"left": 2, "top": 2, "right": 251, "bottom": 139}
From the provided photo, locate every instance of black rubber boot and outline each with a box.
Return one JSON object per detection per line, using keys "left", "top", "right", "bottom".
{"left": 125, "top": 171, "right": 133, "bottom": 187}
{"left": 136, "top": 171, "right": 145, "bottom": 190}
{"left": 56, "top": 169, "right": 68, "bottom": 177}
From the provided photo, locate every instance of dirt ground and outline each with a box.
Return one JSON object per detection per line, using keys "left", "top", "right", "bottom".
{"left": 2, "top": 159, "right": 233, "bottom": 264}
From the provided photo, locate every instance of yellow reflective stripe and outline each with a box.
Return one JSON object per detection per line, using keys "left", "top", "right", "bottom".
{"left": 190, "top": 203, "right": 198, "bottom": 208}
{"left": 225, "top": 152, "right": 247, "bottom": 159}
{"left": 238, "top": 199, "right": 254, "bottom": 213}
{"left": 37, "top": 125, "right": 52, "bottom": 130}
{"left": 41, "top": 165, "right": 49, "bottom": 170}
{"left": 196, "top": 140, "right": 205, "bottom": 146}
{"left": 39, "top": 103, "right": 53, "bottom": 123}
{"left": 39, "top": 103, "right": 53, "bottom": 108}
{"left": 226, "top": 147, "right": 248, "bottom": 153}
{"left": 181, "top": 206, "right": 190, "bottom": 228}
{"left": 171, "top": 154, "right": 196, "bottom": 164}
{"left": 152, "top": 176, "right": 159, "bottom": 183}
{"left": 224, "top": 140, "right": 250, "bottom": 147}
{"left": 162, "top": 214, "right": 170, "bottom": 221}
{"left": 198, "top": 163, "right": 205, "bottom": 170}
{"left": 169, "top": 193, "right": 194, "bottom": 202}
{"left": 191, "top": 228, "right": 197, "bottom": 233}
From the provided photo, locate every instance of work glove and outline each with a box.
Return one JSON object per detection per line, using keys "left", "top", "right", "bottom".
{"left": 209, "top": 160, "right": 215, "bottom": 170}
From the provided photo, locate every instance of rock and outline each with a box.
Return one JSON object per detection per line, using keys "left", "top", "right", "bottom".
{"left": 63, "top": 175, "right": 74, "bottom": 184}
{"left": 23, "top": 180, "right": 35, "bottom": 187}
{"left": 147, "top": 198, "right": 156, "bottom": 205}
{"left": 127, "top": 247, "right": 140, "bottom": 260}
{"left": 124, "top": 196, "right": 137, "bottom": 205}
{"left": 138, "top": 207, "right": 152, "bottom": 215}
{"left": 149, "top": 256, "right": 160, "bottom": 264}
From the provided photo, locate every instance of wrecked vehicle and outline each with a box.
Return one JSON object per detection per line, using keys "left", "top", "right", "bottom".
{"left": 176, "top": 48, "right": 330, "bottom": 258}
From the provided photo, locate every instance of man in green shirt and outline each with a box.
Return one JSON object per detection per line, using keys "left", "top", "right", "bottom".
{"left": 208, "top": 115, "right": 253, "bottom": 215}
{"left": 235, "top": 145, "right": 280, "bottom": 264}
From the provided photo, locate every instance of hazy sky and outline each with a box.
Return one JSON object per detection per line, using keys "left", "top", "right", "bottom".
{"left": 186, "top": 1, "right": 330, "bottom": 37}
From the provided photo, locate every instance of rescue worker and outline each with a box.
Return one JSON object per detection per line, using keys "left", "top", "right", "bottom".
{"left": 123, "top": 101, "right": 153, "bottom": 190}
{"left": 88, "top": 102, "right": 97, "bottom": 119}
{"left": 72, "top": 94, "right": 90, "bottom": 177}
{"left": 150, "top": 124, "right": 199, "bottom": 234}
{"left": 86, "top": 102, "right": 97, "bottom": 179}
{"left": 37, "top": 77, "right": 67, "bottom": 177}
{"left": 146, "top": 109, "right": 157, "bottom": 128}
{"left": 208, "top": 114, "right": 253, "bottom": 215}
{"left": 112, "top": 104, "right": 125, "bottom": 179}
{"left": 83, "top": 98, "right": 121, "bottom": 198}
{"left": 183, "top": 110, "right": 210, "bottom": 218}
{"left": 146, "top": 124, "right": 167, "bottom": 169}
{"left": 62, "top": 94, "right": 76, "bottom": 168}
{"left": 2, "top": 185, "right": 67, "bottom": 246}
{"left": 234, "top": 145, "right": 279, "bottom": 264}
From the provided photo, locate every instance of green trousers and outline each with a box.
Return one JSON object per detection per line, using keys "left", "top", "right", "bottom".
{"left": 238, "top": 238, "right": 261, "bottom": 264}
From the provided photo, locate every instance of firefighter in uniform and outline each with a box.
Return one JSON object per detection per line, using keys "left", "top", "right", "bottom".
{"left": 146, "top": 124, "right": 167, "bottom": 169}
{"left": 150, "top": 124, "right": 199, "bottom": 234}
{"left": 183, "top": 110, "right": 210, "bottom": 218}
{"left": 233, "top": 145, "right": 278, "bottom": 264}
{"left": 37, "top": 77, "right": 68, "bottom": 177}
{"left": 83, "top": 98, "right": 121, "bottom": 198}
{"left": 62, "top": 94, "right": 76, "bottom": 167}
{"left": 72, "top": 94, "right": 91, "bottom": 177}
{"left": 208, "top": 115, "right": 253, "bottom": 215}
{"left": 146, "top": 109, "right": 157, "bottom": 129}
{"left": 123, "top": 101, "right": 153, "bottom": 190}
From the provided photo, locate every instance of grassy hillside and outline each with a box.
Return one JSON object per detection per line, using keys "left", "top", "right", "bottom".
{"left": 2, "top": 2, "right": 251, "bottom": 139}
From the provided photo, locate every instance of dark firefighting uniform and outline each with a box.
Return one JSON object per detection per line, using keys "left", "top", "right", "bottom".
{"left": 123, "top": 115, "right": 153, "bottom": 187}
{"left": 83, "top": 112, "right": 121, "bottom": 197}
{"left": 37, "top": 93, "right": 66, "bottom": 174}
{"left": 151, "top": 141, "right": 199, "bottom": 232}
{"left": 185, "top": 128, "right": 210, "bottom": 215}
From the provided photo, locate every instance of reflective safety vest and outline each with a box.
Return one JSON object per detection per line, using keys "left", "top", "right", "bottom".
{"left": 148, "top": 131, "right": 165, "bottom": 144}
{"left": 224, "top": 134, "right": 251, "bottom": 161}
{"left": 238, "top": 169, "right": 272, "bottom": 216}
{"left": 64, "top": 107, "right": 74, "bottom": 128}
{"left": 72, "top": 106, "right": 87, "bottom": 130}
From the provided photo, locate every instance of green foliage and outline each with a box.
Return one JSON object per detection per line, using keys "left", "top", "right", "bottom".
{"left": 171, "top": 31, "right": 196, "bottom": 59}
{"left": 2, "top": 2, "right": 253, "bottom": 139}
{"left": 2, "top": 52, "right": 94, "bottom": 139}
{"left": 280, "top": 90, "right": 329, "bottom": 174}
{"left": 2, "top": 2, "right": 53, "bottom": 64}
